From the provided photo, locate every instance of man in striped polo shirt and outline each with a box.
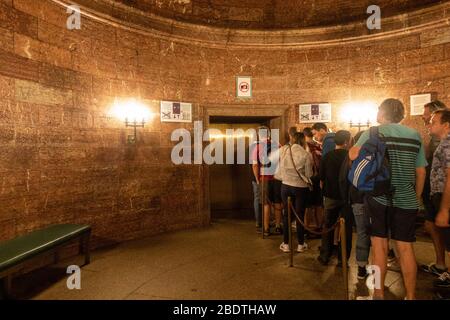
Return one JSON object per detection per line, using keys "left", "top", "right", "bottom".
{"left": 349, "top": 99, "right": 427, "bottom": 300}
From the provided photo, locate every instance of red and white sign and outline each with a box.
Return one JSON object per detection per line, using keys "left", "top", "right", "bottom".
{"left": 236, "top": 76, "right": 252, "bottom": 98}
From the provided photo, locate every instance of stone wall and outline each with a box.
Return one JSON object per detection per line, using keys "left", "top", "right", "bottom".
{"left": 0, "top": 0, "right": 449, "bottom": 246}
{"left": 111, "top": 0, "right": 442, "bottom": 29}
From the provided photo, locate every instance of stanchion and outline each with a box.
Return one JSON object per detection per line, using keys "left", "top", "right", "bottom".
{"left": 286, "top": 203, "right": 349, "bottom": 297}
{"left": 340, "top": 217, "right": 349, "bottom": 300}
{"left": 261, "top": 179, "right": 265, "bottom": 240}
{"left": 288, "top": 197, "right": 294, "bottom": 267}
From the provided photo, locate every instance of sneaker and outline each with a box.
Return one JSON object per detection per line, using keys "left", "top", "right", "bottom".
{"left": 433, "top": 272, "right": 450, "bottom": 289}
{"left": 357, "top": 266, "right": 368, "bottom": 280}
{"left": 388, "top": 249, "right": 396, "bottom": 263}
{"left": 297, "top": 243, "right": 308, "bottom": 253}
{"left": 356, "top": 296, "right": 373, "bottom": 300}
{"left": 387, "top": 260, "right": 401, "bottom": 272}
{"left": 433, "top": 291, "right": 450, "bottom": 300}
{"left": 275, "top": 226, "right": 283, "bottom": 235}
{"left": 256, "top": 226, "right": 262, "bottom": 234}
{"left": 420, "top": 263, "right": 447, "bottom": 277}
{"left": 263, "top": 229, "right": 271, "bottom": 237}
{"left": 280, "top": 243, "right": 290, "bottom": 253}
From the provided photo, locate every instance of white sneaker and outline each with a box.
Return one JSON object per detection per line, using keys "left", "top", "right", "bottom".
{"left": 356, "top": 296, "right": 373, "bottom": 300}
{"left": 279, "top": 243, "right": 290, "bottom": 253}
{"left": 297, "top": 243, "right": 308, "bottom": 253}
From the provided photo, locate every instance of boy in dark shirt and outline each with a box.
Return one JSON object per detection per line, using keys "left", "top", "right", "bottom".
{"left": 318, "top": 130, "right": 351, "bottom": 265}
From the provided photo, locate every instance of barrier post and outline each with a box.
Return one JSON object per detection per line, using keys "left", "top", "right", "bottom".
{"left": 340, "top": 217, "right": 349, "bottom": 300}
{"left": 288, "top": 197, "right": 294, "bottom": 267}
{"left": 261, "top": 179, "right": 265, "bottom": 239}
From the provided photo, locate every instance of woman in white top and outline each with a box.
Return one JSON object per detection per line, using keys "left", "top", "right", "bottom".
{"left": 277, "top": 132, "right": 314, "bottom": 253}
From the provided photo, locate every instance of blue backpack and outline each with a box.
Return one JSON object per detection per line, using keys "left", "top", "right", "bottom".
{"left": 348, "top": 127, "right": 392, "bottom": 197}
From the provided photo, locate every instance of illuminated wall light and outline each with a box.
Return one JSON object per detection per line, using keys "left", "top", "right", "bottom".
{"left": 341, "top": 101, "right": 378, "bottom": 131}
{"left": 109, "top": 98, "right": 153, "bottom": 144}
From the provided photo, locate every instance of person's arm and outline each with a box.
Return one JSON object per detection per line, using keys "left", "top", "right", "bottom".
{"left": 349, "top": 130, "right": 370, "bottom": 160}
{"left": 349, "top": 146, "right": 361, "bottom": 161}
{"left": 319, "top": 155, "right": 326, "bottom": 189}
{"left": 436, "top": 169, "right": 450, "bottom": 227}
{"left": 304, "top": 153, "right": 314, "bottom": 179}
{"left": 436, "top": 168, "right": 450, "bottom": 227}
{"left": 415, "top": 167, "right": 426, "bottom": 202}
{"left": 415, "top": 136, "right": 428, "bottom": 205}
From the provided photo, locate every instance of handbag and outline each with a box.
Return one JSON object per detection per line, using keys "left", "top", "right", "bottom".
{"left": 288, "top": 144, "right": 313, "bottom": 191}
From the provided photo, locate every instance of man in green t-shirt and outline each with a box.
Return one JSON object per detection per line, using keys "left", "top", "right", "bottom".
{"left": 349, "top": 99, "right": 427, "bottom": 300}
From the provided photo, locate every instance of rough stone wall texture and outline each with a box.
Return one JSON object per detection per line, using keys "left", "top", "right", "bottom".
{"left": 0, "top": 0, "right": 449, "bottom": 246}
{"left": 112, "top": 0, "right": 442, "bottom": 29}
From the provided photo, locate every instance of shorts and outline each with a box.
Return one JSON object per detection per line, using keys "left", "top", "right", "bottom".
{"left": 260, "top": 179, "right": 282, "bottom": 205}
{"left": 306, "top": 175, "right": 323, "bottom": 208}
{"left": 364, "top": 196, "right": 417, "bottom": 243}
{"left": 431, "top": 193, "right": 450, "bottom": 251}
{"left": 424, "top": 193, "right": 441, "bottom": 222}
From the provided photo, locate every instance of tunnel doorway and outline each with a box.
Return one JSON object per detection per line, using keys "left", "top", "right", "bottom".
{"left": 208, "top": 115, "right": 282, "bottom": 221}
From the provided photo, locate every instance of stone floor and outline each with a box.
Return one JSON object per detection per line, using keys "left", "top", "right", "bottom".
{"left": 10, "top": 219, "right": 449, "bottom": 300}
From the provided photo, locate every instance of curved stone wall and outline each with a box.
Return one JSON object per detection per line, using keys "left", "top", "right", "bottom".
{"left": 0, "top": 0, "right": 449, "bottom": 246}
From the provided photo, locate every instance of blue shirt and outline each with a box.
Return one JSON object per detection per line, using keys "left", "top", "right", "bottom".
{"left": 321, "top": 133, "right": 336, "bottom": 158}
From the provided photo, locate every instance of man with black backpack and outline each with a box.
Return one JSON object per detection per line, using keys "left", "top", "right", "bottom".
{"left": 317, "top": 130, "right": 352, "bottom": 266}
{"left": 349, "top": 99, "right": 427, "bottom": 300}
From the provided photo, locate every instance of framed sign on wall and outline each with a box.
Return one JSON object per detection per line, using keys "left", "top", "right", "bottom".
{"left": 299, "top": 103, "right": 332, "bottom": 123}
{"left": 410, "top": 93, "right": 432, "bottom": 116}
{"left": 160, "top": 101, "right": 192, "bottom": 123}
{"left": 236, "top": 76, "right": 252, "bottom": 99}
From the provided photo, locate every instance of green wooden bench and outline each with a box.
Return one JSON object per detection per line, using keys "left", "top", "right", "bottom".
{"left": 0, "top": 224, "right": 91, "bottom": 299}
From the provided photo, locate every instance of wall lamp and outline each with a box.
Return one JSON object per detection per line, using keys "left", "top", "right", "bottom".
{"left": 110, "top": 98, "right": 152, "bottom": 144}
{"left": 341, "top": 102, "right": 378, "bottom": 132}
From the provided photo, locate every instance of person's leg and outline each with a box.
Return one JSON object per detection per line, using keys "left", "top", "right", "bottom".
{"left": 364, "top": 196, "right": 390, "bottom": 299}
{"left": 353, "top": 203, "right": 371, "bottom": 267}
{"left": 274, "top": 204, "right": 282, "bottom": 226}
{"left": 371, "top": 236, "right": 389, "bottom": 299}
{"left": 295, "top": 188, "right": 308, "bottom": 246}
{"left": 391, "top": 207, "right": 418, "bottom": 300}
{"left": 262, "top": 180, "right": 273, "bottom": 234}
{"left": 252, "top": 181, "right": 261, "bottom": 227}
{"left": 314, "top": 206, "right": 324, "bottom": 229}
{"left": 395, "top": 240, "right": 417, "bottom": 300}
{"left": 433, "top": 227, "right": 450, "bottom": 290}
{"left": 424, "top": 195, "right": 447, "bottom": 269}
{"left": 273, "top": 180, "right": 283, "bottom": 228}
{"left": 337, "top": 204, "right": 354, "bottom": 264}
{"left": 320, "top": 199, "right": 340, "bottom": 262}
{"left": 424, "top": 221, "right": 447, "bottom": 267}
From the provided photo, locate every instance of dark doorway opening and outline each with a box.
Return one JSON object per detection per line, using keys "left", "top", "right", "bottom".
{"left": 208, "top": 115, "right": 282, "bottom": 221}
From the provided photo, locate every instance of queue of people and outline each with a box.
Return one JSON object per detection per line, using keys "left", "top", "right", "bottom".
{"left": 250, "top": 98, "right": 450, "bottom": 300}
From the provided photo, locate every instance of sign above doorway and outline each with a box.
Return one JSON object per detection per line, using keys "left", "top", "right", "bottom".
{"left": 236, "top": 76, "right": 252, "bottom": 99}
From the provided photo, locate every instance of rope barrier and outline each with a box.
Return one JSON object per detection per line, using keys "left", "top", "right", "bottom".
{"left": 289, "top": 202, "right": 340, "bottom": 236}
{"left": 288, "top": 198, "right": 349, "bottom": 300}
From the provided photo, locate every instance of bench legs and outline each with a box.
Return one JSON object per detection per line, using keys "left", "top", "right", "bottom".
{"left": 2, "top": 276, "right": 12, "bottom": 299}
{"left": 79, "top": 232, "right": 91, "bottom": 266}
